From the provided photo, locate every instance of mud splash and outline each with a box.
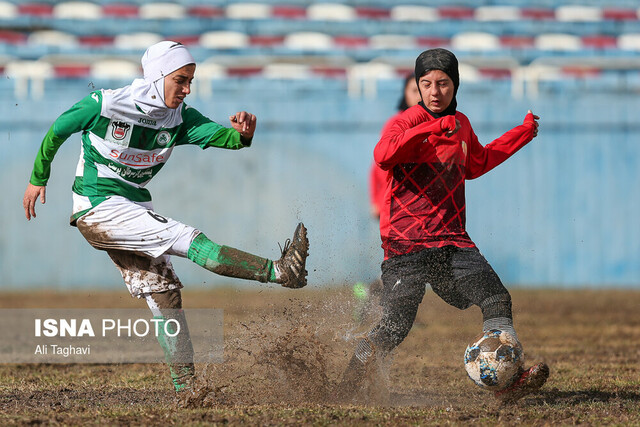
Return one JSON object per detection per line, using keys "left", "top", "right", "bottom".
{"left": 176, "top": 290, "right": 389, "bottom": 408}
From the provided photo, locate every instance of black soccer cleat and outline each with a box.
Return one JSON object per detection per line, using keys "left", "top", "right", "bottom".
{"left": 494, "top": 362, "right": 550, "bottom": 404}
{"left": 274, "top": 222, "right": 309, "bottom": 289}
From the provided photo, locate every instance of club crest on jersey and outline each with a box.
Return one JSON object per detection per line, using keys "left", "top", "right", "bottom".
{"left": 106, "top": 119, "right": 133, "bottom": 147}
{"left": 112, "top": 121, "right": 130, "bottom": 140}
{"left": 156, "top": 131, "right": 171, "bottom": 146}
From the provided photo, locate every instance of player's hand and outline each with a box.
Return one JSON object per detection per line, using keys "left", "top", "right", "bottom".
{"left": 23, "top": 183, "right": 46, "bottom": 221}
{"left": 445, "top": 118, "right": 461, "bottom": 137}
{"left": 526, "top": 110, "right": 540, "bottom": 138}
{"left": 229, "top": 111, "right": 257, "bottom": 139}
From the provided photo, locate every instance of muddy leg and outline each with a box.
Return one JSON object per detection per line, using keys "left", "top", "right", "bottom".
{"left": 145, "top": 289, "right": 195, "bottom": 392}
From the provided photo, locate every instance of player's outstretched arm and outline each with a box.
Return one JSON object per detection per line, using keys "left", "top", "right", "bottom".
{"left": 465, "top": 110, "right": 540, "bottom": 180}
{"left": 229, "top": 111, "right": 257, "bottom": 140}
{"left": 23, "top": 183, "right": 46, "bottom": 220}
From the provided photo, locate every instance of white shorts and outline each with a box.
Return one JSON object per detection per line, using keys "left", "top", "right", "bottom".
{"left": 75, "top": 196, "right": 199, "bottom": 297}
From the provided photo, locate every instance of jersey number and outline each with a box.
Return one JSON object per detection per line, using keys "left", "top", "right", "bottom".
{"left": 147, "top": 211, "right": 168, "bottom": 223}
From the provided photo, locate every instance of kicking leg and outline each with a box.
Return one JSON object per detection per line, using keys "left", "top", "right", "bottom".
{"left": 451, "top": 248, "right": 550, "bottom": 403}
{"left": 480, "top": 293, "right": 550, "bottom": 403}
{"left": 187, "top": 223, "right": 309, "bottom": 288}
{"left": 480, "top": 293, "right": 518, "bottom": 341}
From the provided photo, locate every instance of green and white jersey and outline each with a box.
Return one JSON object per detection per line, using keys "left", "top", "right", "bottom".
{"left": 29, "top": 86, "right": 248, "bottom": 222}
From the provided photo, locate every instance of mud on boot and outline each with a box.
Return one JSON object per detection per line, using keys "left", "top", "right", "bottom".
{"left": 495, "top": 362, "right": 550, "bottom": 404}
{"left": 274, "top": 222, "right": 309, "bottom": 289}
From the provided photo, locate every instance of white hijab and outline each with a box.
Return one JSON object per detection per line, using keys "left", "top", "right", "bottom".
{"left": 130, "top": 41, "right": 195, "bottom": 119}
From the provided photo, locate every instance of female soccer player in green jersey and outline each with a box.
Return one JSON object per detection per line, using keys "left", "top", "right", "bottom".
{"left": 23, "top": 41, "right": 309, "bottom": 394}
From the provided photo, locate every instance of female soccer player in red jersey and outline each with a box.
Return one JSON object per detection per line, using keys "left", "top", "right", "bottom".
{"left": 340, "top": 48, "right": 548, "bottom": 404}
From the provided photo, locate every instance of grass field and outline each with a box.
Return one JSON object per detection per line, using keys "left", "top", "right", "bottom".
{"left": 1, "top": 287, "right": 639, "bottom": 426}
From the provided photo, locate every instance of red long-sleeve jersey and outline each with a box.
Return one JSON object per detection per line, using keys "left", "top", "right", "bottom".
{"left": 374, "top": 105, "right": 536, "bottom": 260}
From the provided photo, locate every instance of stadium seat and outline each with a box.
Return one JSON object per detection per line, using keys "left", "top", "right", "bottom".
{"left": 17, "top": 3, "right": 53, "bottom": 17}
{"left": 53, "top": 2, "right": 101, "bottom": 20}
{"left": 520, "top": 8, "right": 555, "bottom": 20}
{"left": 5, "top": 60, "right": 54, "bottom": 99}
{"left": 513, "top": 64, "right": 563, "bottom": 99}
{"left": 138, "top": 3, "right": 186, "bottom": 20}
{"left": 459, "top": 56, "right": 519, "bottom": 81}
{"left": 306, "top": 3, "right": 356, "bottom": 21}
{"left": 0, "top": 1, "right": 17, "bottom": 19}
{"left": 347, "top": 61, "right": 397, "bottom": 98}
{"left": 0, "top": 30, "right": 27, "bottom": 45}
{"left": 195, "top": 60, "right": 226, "bottom": 78}
{"left": 437, "top": 6, "right": 474, "bottom": 20}
{"left": 333, "top": 35, "right": 368, "bottom": 48}
{"left": 416, "top": 36, "right": 450, "bottom": 48}
{"left": 225, "top": 66, "right": 263, "bottom": 77}
{"left": 169, "top": 35, "right": 199, "bottom": 46}
{"left": 187, "top": 5, "right": 223, "bottom": 19}
{"left": 500, "top": 35, "right": 535, "bottom": 49}
{"left": 27, "top": 30, "right": 78, "bottom": 48}
{"left": 617, "top": 33, "right": 640, "bottom": 51}
{"left": 262, "top": 63, "right": 311, "bottom": 79}
{"left": 249, "top": 35, "right": 285, "bottom": 48}
{"left": 534, "top": 33, "right": 582, "bottom": 51}
{"left": 90, "top": 58, "right": 140, "bottom": 81}
{"left": 199, "top": 31, "right": 249, "bottom": 49}
{"left": 226, "top": 3, "right": 271, "bottom": 20}
{"left": 53, "top": 63, "right": 91, "bottom": 78}
{"left": 283, "top": 32, "right": 333, "bottom": 51}
{"left": 311, "top": 64, "right": 348, "bottom": 78}
{"left": 271, "top": 5, "right": 306, "bottom": 20}
{"left": 451, "top": 32, "right": 500, "bottom": 51}
{"left": 355, "top": 7, "right": 390, "bottom": 20}
{"left": 389, "top": 5, "right": 438, "bottom": 22}
{"left": 79, "top": 35, "right": 116, "bottom": 47}
{"left": 582, "top": 35, "right": 617, "bottom": 49}
{"left": 102, "top": 3, "right": 138, "bottom": 18}
{"left": 39, "top": 54, "right": 93, "bottom": 78}
{"left": 555, "top": 5, "right": 603, "bottom": 22}
{"left": 602, "top": 8, "right": 638, "bottom": 21}
{"left": 369, "top": 34, "right": 416, "bottom": 50}
{"left": 114, "top": 32, "right": 163, "bottom": 50}
{"left": 193, "top": 60, "right": 226, "bottom": 99}
{"left": 459, "top": 62, "right": 481, "bottom": 83}
{"left": 197, "top": 54, "right": 270, "bottom": 78}
{"left": 474, "top": 6, "right": 520, "bottom": 22}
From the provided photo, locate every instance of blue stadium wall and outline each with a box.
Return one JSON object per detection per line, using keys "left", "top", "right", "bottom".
{"left": 0, "top": 76, "right": 638, "bottom": 290}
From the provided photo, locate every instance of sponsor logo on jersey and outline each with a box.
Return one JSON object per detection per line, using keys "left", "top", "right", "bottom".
{"left": 108, "top": 163, "right": 154, "bottom": 179}
{"left": 109, "top": 149, "right": 166, "bottom": 168}
{"left": 156, "top": 131, "right": 171, "bottom": 146}
{"left": 138, "top": 117, "right": 157, "bottom": 126}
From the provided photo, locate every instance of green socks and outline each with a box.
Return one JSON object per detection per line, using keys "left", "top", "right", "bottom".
{"left": 154, "top": 314, "right": 195, "bottom": 392}
{"left": 187, "top": 232, "right": 276, "bottom": 283}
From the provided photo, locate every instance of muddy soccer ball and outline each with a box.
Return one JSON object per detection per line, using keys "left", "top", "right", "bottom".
{"left": 464, "top": 329, "right": 524, "bottom": 390}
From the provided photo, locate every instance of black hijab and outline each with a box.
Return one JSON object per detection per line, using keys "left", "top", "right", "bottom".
{"left": 414, "top": 48, "right": 459, "bottom": 118}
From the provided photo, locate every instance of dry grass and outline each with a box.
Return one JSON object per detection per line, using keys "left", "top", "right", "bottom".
{"left": 0, "top": 287, "right": 639, "bottom": 425}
